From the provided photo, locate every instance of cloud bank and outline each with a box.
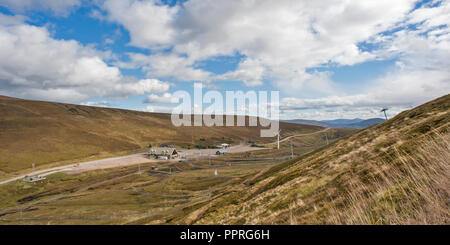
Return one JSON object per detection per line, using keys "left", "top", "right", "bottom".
{"left": 0, "top": 0, "right": 448, "bottom": 119}
{"left": 0, "top": 0, "right": 81, "bottom": 16}
{"left": 0, "top": 14, "right": 170, "bottom": 103}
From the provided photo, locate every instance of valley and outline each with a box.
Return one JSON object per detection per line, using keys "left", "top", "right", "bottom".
{"left": 0, "top": 94, "right": 448, "bottom": 225}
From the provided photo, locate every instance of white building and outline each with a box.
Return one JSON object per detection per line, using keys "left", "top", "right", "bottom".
{"left": 149, "top": 147, "right": 178, "bottom": 159}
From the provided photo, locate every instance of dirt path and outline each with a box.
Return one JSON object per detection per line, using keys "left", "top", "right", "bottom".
{"left": 0, "top": 128, "right": 329, "bottom": 185}
{"left": 0, "top": 154, "right": 154, "bottom": 185}
{"left": 0, "top": 146, "right": 265, "bottom": 185}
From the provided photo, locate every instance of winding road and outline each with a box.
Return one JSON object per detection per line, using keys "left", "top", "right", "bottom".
{"left": 0, "top": 128, "right": 330, "bottom": 186}
{"left": 265, "top": 127, "right": 331, "bottom": 145}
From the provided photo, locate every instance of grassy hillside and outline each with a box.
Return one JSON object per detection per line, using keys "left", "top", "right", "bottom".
{"left": 1, "top": 95, "right": 446, "bottom": 225}
{"left": 0, "top": 95, "right": 321, "bottom": 176}
{"left": 182, "top": 94, "right": 450, "bottom": 224}
{"left": 0, "top": 127, "right": 355, "bottom": 224}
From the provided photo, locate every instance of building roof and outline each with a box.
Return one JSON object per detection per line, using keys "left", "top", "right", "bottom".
{"left": 149, "top": 147, "right": 177, "bottom": 155}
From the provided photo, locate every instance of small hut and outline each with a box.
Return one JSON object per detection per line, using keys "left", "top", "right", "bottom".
{"left": 149, "top": 147, "right": 178, "bottom": 159}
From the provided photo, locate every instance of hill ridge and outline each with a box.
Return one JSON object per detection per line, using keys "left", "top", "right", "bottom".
{"left": 0, "top": 94, "right": 322, "bottom": 177}
{"left": 185, "top": 94, "right": 449, "bottom": 224}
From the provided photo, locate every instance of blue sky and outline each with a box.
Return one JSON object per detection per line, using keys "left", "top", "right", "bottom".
{"left": 0, "top": 0, "right": 448, "bottom": 120}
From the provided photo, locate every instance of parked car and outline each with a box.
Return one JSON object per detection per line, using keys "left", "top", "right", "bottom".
{"left": 216, "top": 150, "right": 227, "bottom": 155}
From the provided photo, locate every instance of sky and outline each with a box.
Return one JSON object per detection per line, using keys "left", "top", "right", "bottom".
{"left": 0, "top": 0, "right": 449, "bottom": 120}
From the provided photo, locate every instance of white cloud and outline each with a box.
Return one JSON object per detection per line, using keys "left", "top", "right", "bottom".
{"left": 1, "top": 0, "right": 448, "bottom": 119}
{"left": 0, "top": 15, "right": 170, "bottom": 103}
{"left": 113, "top": 79, "right": 170, "bottom": 97}
{"left": 96, "top": 0, "right": 450, "bottom": 118}
{"left": 120, "top": 53, "right": 213, "bottom": 82}
{"left": 0, "top": 13, "right": 27, "bottom": 25}
{"left": 101, "top": 0, "right": 177, "bottom": 49}
{"left": 143, "top": 105, "right": 175, "bottom": 113}
{"left": 281, "top": 0, "right": 449, "bottom": 120}
{"left": 217, "top": 58, "right": 265, "bottom": 86}
{"left": 144, "top": 92, "right": 179, "bottom": 103}
{"left": 279, "top": 0, "right": 450, "bottom": 120}
{"left": 280, "top": 64, "right": 450, "bottom": 119}
{"left": 273, "top": 70, "right": 337, "bottom": 97}
{"left": 0, "top": 0, "right": 81, "bottom": 16}
{"left": 101, "top": 0, "right": 417, "bottom": 92}
{"left": 80, "top": 101, "right": 112, "bottom": 107}
{"left": 104, "top": 38, "right": 114, "bottom": 45}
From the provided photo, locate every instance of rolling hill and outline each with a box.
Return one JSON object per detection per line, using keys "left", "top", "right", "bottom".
{"left": 321, "top": 118, "right": 365, "bottom": 124}
{"left": 0, "top": 95, "right": 447, "bottom": 224}
{"left": 180, "top": 94, "right": 450, "bottom": 224}
{"left": 0, "top": 95, "right": 321, "bottom": 177}
{"left": 284, "top": 118, "right": 385, "bottom": 129}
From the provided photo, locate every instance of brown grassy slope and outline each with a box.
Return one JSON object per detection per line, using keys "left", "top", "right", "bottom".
{"left": 0, "top": 95, "right": 321, "bottom": 175}
{"left": 0, "top": 128, "right": 357, "bottom": 224}
{"left": 186, "top": 94, "right": 450, "bottom": 224}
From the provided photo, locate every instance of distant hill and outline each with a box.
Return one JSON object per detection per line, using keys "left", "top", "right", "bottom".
{"left": 322, "top": 118, "right": 364, "bottom": 124}
{"left": 284, "top": 117, "right": 385, "bottom": 129}
{"left": 182, "top": 94, "right": 449, "bottom": 224}
{"left": 282, "top": 119, "right": 329, "bottom": 127}
{"left": 345, "top": 118, "right": 385, "bottom": 128}
{"left": 0, "top": 95, "right": 322, "bottom": 176}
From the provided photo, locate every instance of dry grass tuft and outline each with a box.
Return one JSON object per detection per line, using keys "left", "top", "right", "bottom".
{"left": 327, "top": 131, "right": 450, "bottom": 224}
